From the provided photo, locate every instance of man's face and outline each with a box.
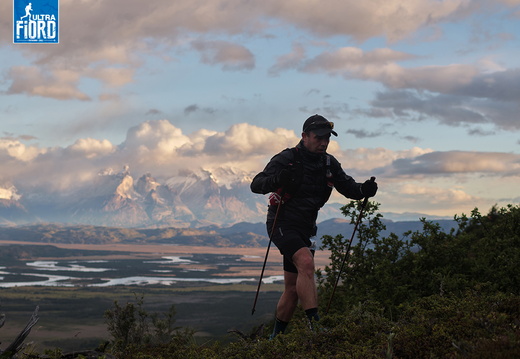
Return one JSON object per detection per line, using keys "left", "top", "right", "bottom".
{"left": 302, "top": 131, "right": 330, "bottom": 153}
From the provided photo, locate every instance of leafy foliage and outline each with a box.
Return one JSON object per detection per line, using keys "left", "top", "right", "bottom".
{"left": 318, "top": 202, "right": 520, "bottom": 318}
{"left": 103, "top": 293, "right": 194, "bottom": 358}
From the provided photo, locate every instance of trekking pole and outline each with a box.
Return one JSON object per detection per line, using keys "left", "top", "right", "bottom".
{"left": 325, "top": 176, "right": 376, "bottom": 314}
{"left": 251, "top": 190, "right": 285, "bottom": 315}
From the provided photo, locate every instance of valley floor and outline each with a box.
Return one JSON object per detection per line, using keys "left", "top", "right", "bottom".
{"left": 0, "top": 240, "right": 331, "bottom": 352}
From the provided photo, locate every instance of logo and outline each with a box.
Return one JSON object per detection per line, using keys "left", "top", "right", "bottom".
{"left": 14, "top": 0, "right": 59, "bottom": 44}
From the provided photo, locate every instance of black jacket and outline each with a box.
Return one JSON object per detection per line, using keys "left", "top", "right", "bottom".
{"left": 250, "top": 141, "right": 364, "bottom": 236}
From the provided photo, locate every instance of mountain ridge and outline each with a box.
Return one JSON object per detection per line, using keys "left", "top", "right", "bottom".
{"left": 0, "top": 218, "right": 457, "bottom": 248}
{"left": 0, "top": 166, "right": 452, "bottom": 228}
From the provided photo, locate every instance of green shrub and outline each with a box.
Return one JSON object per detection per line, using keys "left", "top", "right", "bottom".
{"left": 103, "top": 293, "right": 195, "bottom": 358}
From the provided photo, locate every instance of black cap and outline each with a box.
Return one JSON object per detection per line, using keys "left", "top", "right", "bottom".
{"left": 302, "top": 114, "right": 337, "bottom": 136}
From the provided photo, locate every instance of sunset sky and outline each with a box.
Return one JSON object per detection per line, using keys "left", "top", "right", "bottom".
{"left": 1, "top": 0, "right": 519, "bottom": 220}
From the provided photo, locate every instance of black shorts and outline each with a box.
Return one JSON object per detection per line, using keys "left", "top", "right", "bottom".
{"left": 268, "top": 225, "right": 315, "bottom": 273}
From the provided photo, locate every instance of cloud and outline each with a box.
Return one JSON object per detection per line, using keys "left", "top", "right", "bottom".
{"left": 401, "top": 183, "right": 476, "bottom": 202}
{"left": 396, "top": 183, "right": 478, "bottom": 207}
{"left": 0, "top": 0, "right": 487, "bottom": 101}
{"left": 378, "top": 64, "right": 478, "bottom": 93}
{"left": 345, "top": 128, "right": 420, "bottom": 143}
{"left": 146, "top": 109, "right": 162, "bottom": 116}
{"left": 0, "top": 185, "right": 21, "bottom": 200}
{"left": 346, "top": 129, "right": 385, "bottom": 138}
{"left": 2, "top": 0, "right": 516, "bottom": 106}
{"left": 366, "top": 88, "right": 520, "bottom": 131}
{"left": 5, "top": 66, "right": 90, "bottom": 100}
{"left": 292, "top": 44, "right": 519, "bottom": 103}
{"left": 293, "top": 47, "right": 520, "bottom": 105}
{"left": 290, "top": 44, "right": 520, "bottom": 132}
{"left": 4, "top": 65, "right": 133, "bottom": 101}
{"left": 265, "top": 0, "right": 473, "bottom": 42}
{"left": 184, "top": 104, "right": 217, "bottom": 116}
{"left": 369, "top": 90, "right": 487, "bottom": 124}
{"left": 86, "top": 67, "right": 135, "bottom": 87}
{"left": 0, "top": 137, "right": 45, "bottom": 162}
{"left": 2, "top": 0, "right": 479, "bottom": 55}
{"left": 116, "top": 121, "right": 298, "bottom": 176}
{"left": 389, "top": 151, "right": 520, "bottom": 176}
{"left": 179, "top": 128, "right": 218, "bottom": 155}
{"left": 269, "top": 43, "right": 306, "bottom": 76}
{"left": 98, "top": 93, "right": 122, "bottom": 102}
{"left": 333, "top": 147, "right": 520, "bottom": 184}
{"left": 298, "top": 103, "right": 350, "bottom": 121}
{"left": 67, "top": 138, "right": 116, "bottom": 159}
{"left": 450, "top": 68, "right": 520, "bottom": 102}
{"left": 0, "top": 121, "right": 298, "bottom": 189}
{"left": 191, "top": 40, "right": 255, "bottom": 71}
{"left": 184, "top": 105, "right": 199, "bottom": 115}
{"left": 495, "top": 0, "right": 520, "bottom": 7}
{"left": 202, "top": 123, "right": 298, "bottom": 157}
{"left": 302, "top": 47, "right": 417, "bottom": 74}
{"left": 337, "top": 147, "right": 434, "bottom": 173}
{"left": 122, "top": 119, "right": 192, "bottom": 157}
{"left": 297, "top": 48, "right": 480, "bottom": 94}
{"left": 1, "top": 133, "right": 38, "bottom": 142}
{"left": 467, "top": 127, "right": 495, "bottom": 136}
{"left": 3, "top": 0, "right": 267, "bottom": 66}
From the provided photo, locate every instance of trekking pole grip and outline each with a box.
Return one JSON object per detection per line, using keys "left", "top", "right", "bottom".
{"left": 361, "top": 176, "right": 376, "bottom": 205}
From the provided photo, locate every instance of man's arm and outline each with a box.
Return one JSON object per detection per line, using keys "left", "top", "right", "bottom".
{"left": 250, "top": 171, "right": 277, "bottom": 195}
{"left": 330, "top": 157, "right": 365, "bottom": 200}
{"left": 250, "top": 150, "right": 291, "bottom": 194}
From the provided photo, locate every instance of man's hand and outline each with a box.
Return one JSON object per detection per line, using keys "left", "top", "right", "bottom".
{"left": 361, "top": 179, "right": 378, "bottom": 197}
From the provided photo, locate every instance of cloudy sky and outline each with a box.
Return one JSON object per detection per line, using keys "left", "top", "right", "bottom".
{"left": 1, "top": 0, "right": 519, "bottom": 219}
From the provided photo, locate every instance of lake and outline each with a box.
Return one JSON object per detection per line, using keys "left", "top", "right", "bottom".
{"left": 0, "top": 252, "right": 285, "bottom": 288}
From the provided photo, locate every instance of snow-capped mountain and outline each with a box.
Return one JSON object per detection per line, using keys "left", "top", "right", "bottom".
{"left": 0, "top": 167, "right": 455, "bottom": 230}
{"left": 0, "top": 166, "right": 277, "bottom": 228}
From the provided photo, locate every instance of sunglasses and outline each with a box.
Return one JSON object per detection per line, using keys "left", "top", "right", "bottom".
{"left": 303, "top": 121, "right": 334, "bottom": 133}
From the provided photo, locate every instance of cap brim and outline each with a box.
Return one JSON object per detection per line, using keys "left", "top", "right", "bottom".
{"left": 312, "top": 128, "right": 338, "bottom": 137}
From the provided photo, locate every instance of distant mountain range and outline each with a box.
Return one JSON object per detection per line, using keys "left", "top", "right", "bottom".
{"left": 0, "top": 166, "right": 453, "bottom": 230}
{"left": 1, "top": 167, "right": 262, "bottom": 228}
{"left": 0, "top": 218, "right": 458, "bottom": 248}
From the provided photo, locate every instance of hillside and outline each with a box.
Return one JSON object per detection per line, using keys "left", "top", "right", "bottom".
{"left": 0, "top": 223, "right": 267, "bottom": 247}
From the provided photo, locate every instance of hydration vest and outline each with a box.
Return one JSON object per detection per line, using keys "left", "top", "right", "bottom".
{"left": 269, "top": 147, "right": 333, "bottom": 206}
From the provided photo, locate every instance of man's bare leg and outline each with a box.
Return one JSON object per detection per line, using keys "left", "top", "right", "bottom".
{"left": 275, "top": 271, "right": 298, "bottom": 322}
{"left": 292, "top": 246, "right": 320, "bottom": 327}
{"left": 271, "top": 247, "right": 319, "bottom": 338}
{"left": 271, "top": 271, "right": 298, "bottom": 337}
{"left": 291, "top": 247, "right": 318, "bottom": 310}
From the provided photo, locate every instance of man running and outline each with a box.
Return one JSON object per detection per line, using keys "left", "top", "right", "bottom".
{"left": 250, "top": 114, "right": 378, "bottom": 338}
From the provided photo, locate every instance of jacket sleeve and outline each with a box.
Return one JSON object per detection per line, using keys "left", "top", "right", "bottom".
{"left": 330, "top": 156, "right": 364, "bottom": 200}
{"left": 250, "top": 150, "right": 291, "bottom": 195}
